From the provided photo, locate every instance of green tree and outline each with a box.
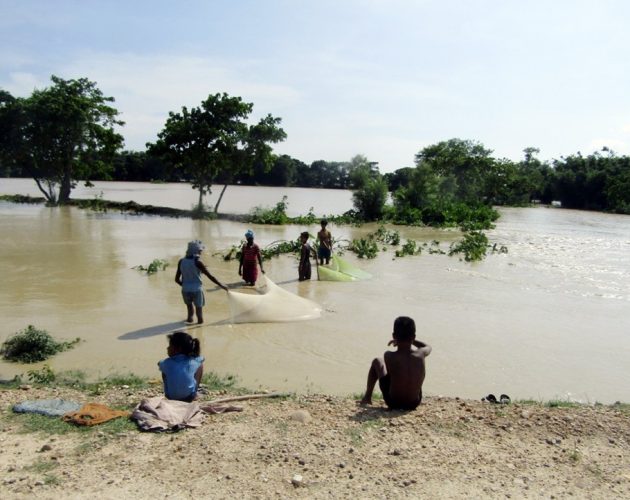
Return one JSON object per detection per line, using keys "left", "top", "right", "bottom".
{"left": 0, "top": 76, "right": 124, "bottom": 204}
{"left": 347, "top": 154, "right": 380, "bottom": 189}
{"left": 352, "top": 175, "right": 389, "bottom": 221}
{"left": 415, "top": 138, "right": 496, "bottom": 203}
{"left": 148, "top": 93, "right": 286, "bottom": 213}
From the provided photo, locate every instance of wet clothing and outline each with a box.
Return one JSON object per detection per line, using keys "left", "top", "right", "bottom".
{"left": 318, "top": 246, "right": 331, "bottom": 261}
{"left": 158, "top": 353, "right": 204, "bottom": 401}
{"left": 378, "top": 374, "right": 422, "bottom": 411}
{"left": 299, "top": 243, "right": 312, "bottom": 281}
{"left": 317, "top": 229, "right": 332, "bottom": 262}
{"left": 182, "top": 290, "right": 205, "bottom": 307}
{"left": 178, "top": 256, "right": 205, "bottom": 306}
{"left": 241, "top": 243, "right": 261, "bottom": 284}
{"left": 178, "top": 257, "right": 203, "bottom": 293}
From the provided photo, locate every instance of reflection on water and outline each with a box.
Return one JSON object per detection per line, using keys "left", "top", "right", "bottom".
{"left": 1, "top": 184, "right": 629, "bottom": 403}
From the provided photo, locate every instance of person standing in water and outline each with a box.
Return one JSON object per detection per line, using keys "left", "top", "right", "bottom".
{"left": 175, "top": 240, "right": 228, "bottom": 324}
{"left": 317, "top": 219, "right": 332, "bottom": 265}
{"left": 239, "top": 229, "right": 264, "bottom": 286}
{"left": 298, "top": 231, "right": 314, "bottom": 281}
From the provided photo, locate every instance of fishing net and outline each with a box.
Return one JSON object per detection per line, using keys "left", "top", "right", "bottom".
{"left": 228, "top": 275, "right": 322, "bottom": 324}
{"left": 317, "top": 255, "right": 372, "bottom": 281}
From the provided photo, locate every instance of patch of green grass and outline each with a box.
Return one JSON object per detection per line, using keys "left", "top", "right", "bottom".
{"left": 43, "top": 473, "right": 62, "bottom": 485}
{"left": 346, "top": 417, "right": 386, "bottom": 446}
{"left": 25, "top": 459, "right": 59, "bottom": 474}
{"left": 546, "top": 400, "right": 582, "bottom": 408}
{"left": 514, "top": 399, "right": 540, "bottom": 406}
{"left": 201, "top": 372, "right": 238, "bottom": 391}
{"left": 7, "top": 410, "right": 135, "bottom": 436}
{"left": 613, "top": 402, "right": 630, "bottom": 413}
{"left": 569, "top": 448, "right": 582, "bottom": 463}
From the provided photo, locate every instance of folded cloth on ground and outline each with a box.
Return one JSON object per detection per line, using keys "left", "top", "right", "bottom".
{"left": 62, "top": 403, "right": 130, "bottom": 426}
{"left": 131, "top": 396, "right": 205, "bottom": 431}
{"left": 13, "top": 399, "right": 81, "bottom": 417}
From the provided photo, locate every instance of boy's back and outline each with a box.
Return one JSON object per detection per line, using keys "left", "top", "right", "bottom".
{"left": 383, "top": 348, "right": 427, "bottom": 409}
{"left": 360, "top": 316, "right": 431, "bottom": 411}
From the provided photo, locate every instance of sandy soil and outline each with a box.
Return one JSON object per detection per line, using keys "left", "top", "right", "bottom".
{"left": 1, "top": 384, "right": 629, "bottom": 499}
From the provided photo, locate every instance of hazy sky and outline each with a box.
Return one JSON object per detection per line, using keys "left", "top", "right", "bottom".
{"left": 2, "top": 0, "right": 629, "bottom": 172}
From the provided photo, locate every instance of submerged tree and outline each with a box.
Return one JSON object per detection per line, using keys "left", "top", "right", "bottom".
{"left": 148, "top": 93, "right": 286, "bottom": 214}
{"left": 0, "top": 76, "right": 124, "bottom": 204}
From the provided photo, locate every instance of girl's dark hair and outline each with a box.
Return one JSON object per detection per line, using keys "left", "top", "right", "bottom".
{"left": 168, "top": 331, "right": 201, "bottom": 357}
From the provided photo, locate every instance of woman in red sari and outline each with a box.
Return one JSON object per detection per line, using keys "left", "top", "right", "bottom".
{"left": 238, "top": 229, "right": 264, "bottom": 285}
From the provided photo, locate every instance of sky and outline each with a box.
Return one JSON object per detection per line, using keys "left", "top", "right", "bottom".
{"left": 2, "top": 0, "right": 630, "bottom": 173}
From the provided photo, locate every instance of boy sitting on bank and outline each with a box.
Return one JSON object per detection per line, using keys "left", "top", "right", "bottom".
{"left": 360, "top": 316, "right": 431, "bottom": 410}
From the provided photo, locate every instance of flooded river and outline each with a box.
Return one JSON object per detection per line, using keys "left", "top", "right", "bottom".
{"left": 1, "top": 179, "right": 629, "bottom": 403}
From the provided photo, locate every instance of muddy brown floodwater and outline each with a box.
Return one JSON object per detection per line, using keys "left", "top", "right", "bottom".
{"left": 1, "top": 179, "right": 629, "bottom": 403}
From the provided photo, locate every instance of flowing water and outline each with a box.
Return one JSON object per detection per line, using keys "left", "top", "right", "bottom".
{"left": 1, "top": 179, "right": 629, "bottom": 403}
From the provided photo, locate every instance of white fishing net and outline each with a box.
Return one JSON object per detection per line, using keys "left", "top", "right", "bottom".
{"left": 227, "top": 275, "right": 322, "bottom": 324}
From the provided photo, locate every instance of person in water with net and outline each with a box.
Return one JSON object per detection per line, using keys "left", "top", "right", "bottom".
{"left": 317, "top": 219, "right": 333, "bottom": 265}
{"left": 175, "top": 240, "right": 228, "bottom": 324}
{"left": 360, "top": 316, "right": 432, "bottom": 410}
{"left": 158, "top": 331, "right": 204, "bottom": 402}
{"left": 239, "top": 229, "right": 265, "bottom": 286}
{"left": 298, "top": 231, "right": 315, "bottom": 281}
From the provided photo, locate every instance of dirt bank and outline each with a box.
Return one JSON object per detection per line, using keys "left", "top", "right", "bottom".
{"left": 1, "top": 384, "right": 629, "bottom": 499}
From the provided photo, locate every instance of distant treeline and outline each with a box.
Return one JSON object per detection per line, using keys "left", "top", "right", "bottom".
{"left": 4, "top": 144, "right": 629, "bottom": 214}
{"left": 2, "top": 75, "right": 629, "bottom": 217}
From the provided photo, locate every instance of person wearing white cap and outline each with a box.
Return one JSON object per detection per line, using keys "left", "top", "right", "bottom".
{"left": 175, "top": 240, "right": 227, "bottom": 324}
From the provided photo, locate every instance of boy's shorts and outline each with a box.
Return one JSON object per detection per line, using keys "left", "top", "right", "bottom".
{"left": 182, "top": 290, "right": 205, "bottom": 307}
{"left": 318, "top": 247, "right": 331, "bottom": 260}
{"left": 379, "top": 374, "right": 422, "bottom": 411}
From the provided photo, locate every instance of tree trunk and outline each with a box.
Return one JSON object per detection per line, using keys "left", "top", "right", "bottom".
{"left": 59, "top": 171, "right": 72, "bottom": 204}
{"left": 214, "top": 184, "right": 228, "bottom": 213}
{"left": 197, "top": 188, "right": 204, "bottom": 211}
{"left": 33, "top": 177, "right": 57, "bottom": 204}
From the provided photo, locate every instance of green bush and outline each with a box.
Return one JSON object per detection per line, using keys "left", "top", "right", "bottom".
{"left": 350, "top": 238, "right": 379, "bottom": 259}
{"left": 395, "top": 239, "right": 422, "bottom": 257}
{"left": 1, "top": 325, "right": 80, "bottom": 363}
{"left": 448, "top": 231, "right": 489, "bottom": 262}
{"left": 248, "top": 196, "right": 289, "bottom": 224}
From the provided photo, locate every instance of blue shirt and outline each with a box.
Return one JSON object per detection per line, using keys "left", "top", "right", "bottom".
{"left": 158, "top": 354, "right": 204, "bottom": 401}
{"left": 179, "top": 257, "right": 203, "bottom": 293}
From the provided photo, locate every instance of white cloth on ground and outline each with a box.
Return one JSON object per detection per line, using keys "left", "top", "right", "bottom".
{"left": 131, "top": 396, "right": 204, "bottom": 431}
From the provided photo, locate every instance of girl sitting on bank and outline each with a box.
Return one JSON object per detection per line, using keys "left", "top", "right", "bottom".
{"left": 158, "top": 331, "right": 204, "bottom": 402}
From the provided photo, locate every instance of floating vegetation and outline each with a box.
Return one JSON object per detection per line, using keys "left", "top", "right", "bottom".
{"left": 350, "top": 238, "right": 379, "bottom": 259}
{"left": 372, "top": 225, "right": 400, "bottom": 246}
{"left": 426, "top": 240, "right": 446, "bottom": 255}
{"left": 133, "top": 259, "right": 169, "bottom": 274}
{"left": 219, "top": 239, "right": 302, "bottom": 262}
{"left": 448, "top": 231, "right": 489, "bottom": 262}
{"left": 1, "top": 325, "right": 80, "bottom": 363}
{"left": 395, "top": 239, "right": 422, "bottom": 257}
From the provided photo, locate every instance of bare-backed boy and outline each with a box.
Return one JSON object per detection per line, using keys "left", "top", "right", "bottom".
{"left": 360, "top": 316, "right": 431, "bottom": 410}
